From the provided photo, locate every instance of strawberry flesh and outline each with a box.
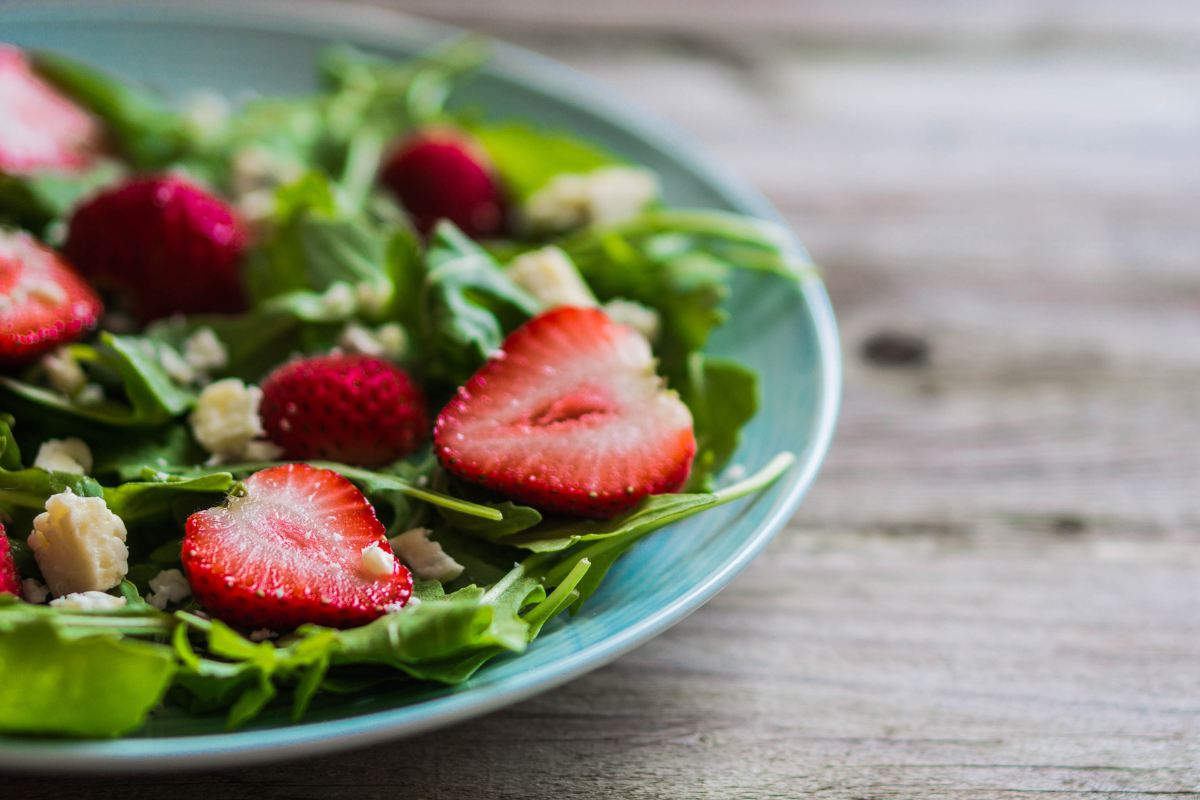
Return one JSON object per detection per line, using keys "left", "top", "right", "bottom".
{"left": 261, "top": 354, "right": 429, "bottom": 469}
{"left": 0, "top": 45, "right": 101, "bottom": 175}
{"left": 64, "top": 175, "right": 248, "bottom": 321}
{"left": 0, "top": 524, "right": 21, "bottom": 597}
{"left": 434, "top": 306, "right": 696, "bottom": 519}
{"left": 380, "top": 129, "right": 507, "bottom": 239}
{"left": 0, "top": 230, "right": 102, "bottom": 362}
{"left": 183, "top": 464, "right": 412, "bottom": 631}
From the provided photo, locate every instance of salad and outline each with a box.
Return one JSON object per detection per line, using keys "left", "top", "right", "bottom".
{"left": 0, "top": 37, "right": 806, "bottom": 738}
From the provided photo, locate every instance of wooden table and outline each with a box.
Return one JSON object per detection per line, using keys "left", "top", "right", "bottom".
{"left": 20, "top": 1, "right": 1200, "bottom": 796}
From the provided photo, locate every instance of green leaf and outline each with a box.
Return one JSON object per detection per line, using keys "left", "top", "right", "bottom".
{"left": 0, "top": 416, "right": 103, "bottom": 509}
{"left": 0, "top": 161, "right": 125, "bottom": 237}
{"left": 102, "top": 472, "right": 235, "bottom": 528}
{"left": 422, "top": 221, "right": 542, "bottom": 384}
{"left": 0, "top": 619, "right": 176, "bottom": 737}
{"left": 472, "top": 122, "right": 620, "bottom": 200}
{"left": 432, "top": 469, "right": 542, "bottom": 540}
{"left": 678, "top": 354, "right": 760, "bottom": 492}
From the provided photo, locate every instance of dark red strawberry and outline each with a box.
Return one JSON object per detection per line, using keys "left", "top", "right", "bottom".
{"left": 0, "top": 45, "right": 101, "bottom": 175}
{"left": 183, "top": 463, "right": 413, "bottom": 631}
{"left": 260, "top": 354, "right": 428, "bottom": 469}
{"left": 63, "top": 175, "right": 248, "bottom": 321}
{"left": 434, "top": 306, "right": 696, "bottom": 519}
{"left": 0, "top": 230, "right": 102, "bottom": 362}
{"left": 0, "top": 524, "right": 21, "bottom": 597}
{"left": 379, "top": 129, "right": 507, "bottom": 239}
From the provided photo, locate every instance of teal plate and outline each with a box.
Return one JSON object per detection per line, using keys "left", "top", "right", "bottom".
{"left": 0, "top": 0, "right": 840, "bottom": 772}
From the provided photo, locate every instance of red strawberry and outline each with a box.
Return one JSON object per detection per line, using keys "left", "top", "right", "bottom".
{"left": 260, "top": 354, "right": 428, "bottom": 469}
{"left": 379, "top": 129, "right": 507, "bottom": 239}
{"left": 63, "top": 175, "right": 248, "bottom": 321}
{"left": 0, "top": 230, "right": 102, "bottom": 362}
{"left": 0, "top": 45, "right": 101, "bottom": 175}
{"left": 434, "top": 306, "right": 696, "bottom": 519}
{"left": 0, "top": 524, "right": 21, "bottom": 597}
{"left": 183, "top": 463, "right": 412, "bottom": 631}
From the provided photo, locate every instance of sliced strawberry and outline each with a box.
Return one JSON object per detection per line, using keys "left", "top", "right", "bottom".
{"left": 0, "top": 45, "right": 101, "bottom": 175}
{"left": 434, "top": 306, "right": 696, "bottom": 519}
{"left": 379, "top": 128, "right": 508, "bottom": 239}
{"left": 0, "top": 524, "right": 21, "bottom": 597}
{"left": 63, "top": 175, "right": 248, "bottom": 322}
{"left": 0, "top": 230, "right": 102, "bottom": 362}
{"left": 260, "top": 354, "right": 428, "bottom": 469}
{"left": 183, "top": 464, "right": 412, "bottom": 631}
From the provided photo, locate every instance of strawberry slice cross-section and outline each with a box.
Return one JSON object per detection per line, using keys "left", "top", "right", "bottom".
{"left": 434, "top": 306, "right": 697, "bottom": 519}
{"left": 183, "top": 464, "right": 412, "bottom": 631}
{"left": 0, "top": 45, "right": 101, "bottom": 174}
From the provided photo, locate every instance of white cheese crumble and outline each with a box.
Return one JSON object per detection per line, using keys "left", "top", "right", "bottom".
{"left": 338, "top": 322, "right": 408, "bottom": 361}
{"left": 504, "top": 247, "right": 598, "bottom": 309}
{"left": 28, "top": 489, "right": 129, "bottom": 597}
{"left": 355, "top": 281, "right": 393, "bottom": 317}
{"left": 21, "top": 578, "right": 48, "bottom": 604}
{"left": 41, "top": 347, "right": 87, "bottom": 396}
{"left": 602, "top": 299, "right": 661, "bottom": 343}
{"left": 388, "top": 527, "right": 464, "bottom": 583}
{"left": 74, "top": 383, "right": 105, "bottom": 406}
{"left": 50, "top": 591, "right": 127, "bottom": 611}
{"left": 360, "top": 542, "right": 397, "bottom": 579}
{"left": 241, "top": 439, "right": 285, "bottom": 461}
{"left": 146, "top": 568, "right": 192, "bottom": 611}
{"left": 157, "top": 343, "right": 196, "bottom": 384}
{"left": 33, "top": 437, "right": 93, "bottom": 475}
{"left": 190, "top": 378, "right": 270, "bottom": 461}
{"left": 319, "top": 282, "right": 356, "bottom": 319}
{"left": 183, "top": 327, "right": 228, "bottom": 371}
{"left": 523, "top": 166, "right": 659, "bottom": 232}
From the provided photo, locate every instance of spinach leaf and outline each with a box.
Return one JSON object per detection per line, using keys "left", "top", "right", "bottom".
{"left": 471, "top": 122, "right": 619, "bottom": 201}
{"left": 103, "top": 472, "right": 235, "bottom": 528}
{"left": 678, "top": 353, "right": 760, "bottom": 492}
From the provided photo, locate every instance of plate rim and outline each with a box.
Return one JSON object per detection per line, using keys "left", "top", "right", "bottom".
{"left": 0, "top": 0, "right": 842, "bottom": 772}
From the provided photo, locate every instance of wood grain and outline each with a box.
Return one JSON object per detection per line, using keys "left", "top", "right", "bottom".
{"left": 15, "top": 1, "right": 1200, "bottom": 797}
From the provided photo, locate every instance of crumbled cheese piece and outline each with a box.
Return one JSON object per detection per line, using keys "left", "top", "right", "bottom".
{"left": 75, "top": 383, "right": 105, "bottom": 406}
{"left": 504, "top": 247, "right": 598, "bottom": 309}
{"left": 375, "top": 324, "right": 407, "bottom": 361}
{"left": 190, "top": 378, "right": 266, "bottom": 460}
{"left": 183, "top": 327, "right": 228, "bottom": 371}
{"left": 28, "top": 489, "right": 129, "bottom": 597}
{"left": 360, "top": 542, "right": 397, "bottom": 579}
{"left": 33, "top": 437, "right": 93, "bottom": 475}
{"left": 241, "top": 439, "right": 285, "bottom": 461}
{"left": 146, "top": 568, "right": 192, "bottom": 611}
{"left": 21, "top": 578, "right": 49, "bottom": 604}
{"left": 523, "top": 166, "right": 659, "bottom": 232}
{"left": 355, "top": 281, "right": 393, "bottom": 317}
{"left": 50, "top": 591, "right": 127, "bottom": 611}
{"left": 181, "top": 90, "right": 230, "bottom": 144}
{"left": 237, "top": 189, "right": 277, "bottom": 227}
{"left": 388, "top": 527, "right": 464, "bottom": 583}
{"left": 602, "top": 299, "right": 661, "bottom": 343}
{"left": 230, "top": 146, "right": 305, "bottom": 197}
{"left": 42, "top": 347, "right": 87, "bottom": 396}
{"left": 319, "top": 282, "right": 356, "bottom": 319}
{"left": 157, "top": 343, "right": 196, "bottom": 384}
{"left": 337, "top": 322, "right": 408, "bottom": 361}
{"left": 249, "top": 629, "right": 278, "bottom": 643}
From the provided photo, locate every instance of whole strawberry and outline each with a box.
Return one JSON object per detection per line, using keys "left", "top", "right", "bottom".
{"left": 63, "top": 175, "right": 248, "bottom": 321}
{"left": 261, "top": 354, "right": 428, "bottom": 468}
{"left": 379, "top": 129, "right": 507, "bottom": 239}
{"left": 0, "top": 45, "right": 101, "bottom": 175}
{"left": 434, "top": 306, "right": 696, "bottom": 519}
{"left": 0, "top": 524, "right": 21, "bottom": 597}
{"left": 0, "top": 230, "right": 102, "bottom": 362}
{"left": 184, "top": 464, "right": 413, "bottom": 631}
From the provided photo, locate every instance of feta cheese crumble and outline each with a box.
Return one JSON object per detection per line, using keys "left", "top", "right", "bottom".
{"left": 50, "top": 591, "right": 128, "bottom": 611}
{"left": 338, "top": 322, "right": 408, "bottom": 361}
{"left": 146, "top": 568, "right": 192, "bottom": 611}
{"left": 602, "top": 299, "right": 661, "bottom": 343}
{"left": 354, "top": 281, "right": 393, "bottom": 317}
{"left": 504, "top": 246, "right": 598, "bottom": 309}
{"left": 523, "top": 166, "right": 659, "bottom": 232}
{"left": 21, "top": 578, "right": 48, "bottom": 604}
{"left": 360, "top": 542, "right": 397, "bottom": 579}
{"left": 33, "top": 437, "right": 93, "bottom": 475}
{"left": 157, "top": 343, "right": 196, "bottom": 384}
{"left": 183, "top": 327, "right": 229, "bottom": 372}
{"left": 28, "top": 489, "right": 129, "bottom": 597}
{"left": 190, "top": 378, "right": 273, "bottom": 461}
{"left": 41, "top": 347, "right": 86, "bottom": 396}
{"left": 388, "top": 527, "right": 464, "bottom": 583}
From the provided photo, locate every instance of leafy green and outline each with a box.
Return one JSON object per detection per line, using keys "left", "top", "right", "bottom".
{"left": 0, "top": 161, "right": 125, "bottom": 237}
{"left": 472, "top": 122, "right": 619, "bottom": 200}
{"left": 103, "top": 472, "right": 235, "bottom": 528}
{"left": 0, "top": 414, "right": 103, "bottom": 509}
{"left": 421, "top": 221, "right": 542, "bottom": 384}
{"left": 678, "top": 354, "right": 759, "bottom": 492}
{"left": 432, "top": 469, "right": 543, "bottom": 540}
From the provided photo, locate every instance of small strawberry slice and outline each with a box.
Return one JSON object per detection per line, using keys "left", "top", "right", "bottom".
{"left": 183, "top": 464, "right": 412, "bottom": 631}
{"left": 0, "top": 45, "right": 101, "bottom": 175}
{"left": 0, "top": 229, "right": 102, "bottom": 362}
{"left": 434, "top": 306, "right": 696, "bottom": 519}
{"left": 260, "top": 354, "right": 429, "bottom": 469}
{"left": 379, "top": 129, "right": 508, "bottom": 239}
{"left": 63, "top": 175, "right": 248, "bottom": 322}
{"left": 0, "top": 524, "right": 21, "bottom": 597}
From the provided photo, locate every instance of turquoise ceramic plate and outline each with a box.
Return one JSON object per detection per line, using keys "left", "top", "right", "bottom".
{"left": 0, "top": 0, "right": 840, "bottom": 772}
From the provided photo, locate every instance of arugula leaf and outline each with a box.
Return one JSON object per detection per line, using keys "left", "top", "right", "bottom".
{"left": 471, "top": 122, "right": 619, "bottom": 201}
{"left": 145, "top": 310, "right": 311, "bottom": 385}
{"left": 103, "top": 472, "right": 235, "bottom": 528}
{"left": 432, "top": 469, "right": 542, "bottom": 540}
{"left": 421, "top": 221, "right": 542, "bottom": 384}
{"left": 0, "top": 415, "right": 103, "bottom": 509}
{"left": 678, "top": 354, "right": 760, "bottom": 492}
{"left": 0, "top": 160, "right": 125, "bottom": 237}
